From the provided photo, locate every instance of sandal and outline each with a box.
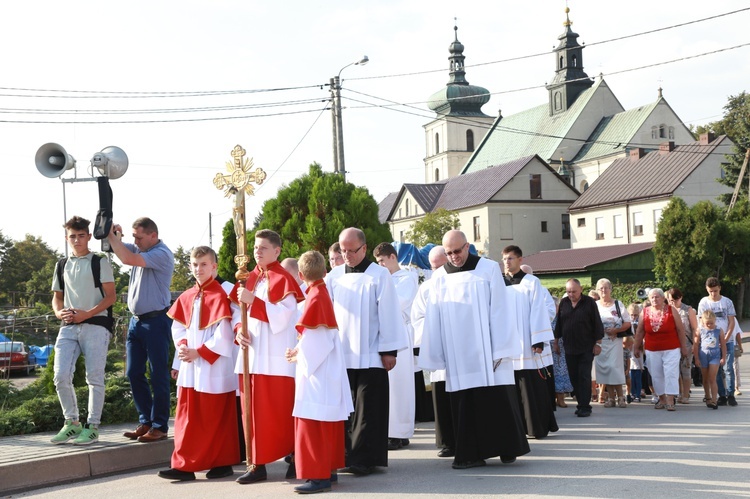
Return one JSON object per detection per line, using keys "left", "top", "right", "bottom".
{"left": 666, "top": 404, "right": 676, "bottom": 411}
{"left": 654, "top": 402, "right": 666, "bottom": 409}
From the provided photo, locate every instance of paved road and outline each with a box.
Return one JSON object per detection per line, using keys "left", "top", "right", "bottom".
{"left": 11, "top": 388, "right": 750, "bottom": 497}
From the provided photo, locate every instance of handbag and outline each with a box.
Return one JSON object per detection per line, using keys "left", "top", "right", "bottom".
{"left": 615, "top": 300, "right": 634, "bottom": 337}
{"left": 735, "top": 344, "right": 743, "bottom": 358}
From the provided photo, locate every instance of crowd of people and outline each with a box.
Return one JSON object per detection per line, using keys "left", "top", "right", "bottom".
{"left": 46, "top": 219, "right": 745, "bottom": 494}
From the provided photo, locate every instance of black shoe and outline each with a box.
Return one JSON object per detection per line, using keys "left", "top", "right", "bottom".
{"left": 387, "top": 438, "right": 402, "bottom": 450}
{"left": 712, "top": 403, "right": 719, "bottom": 410}
{"left": 284, "top": 453, "right": 293, "bottom": 464}
{"left": 206, "top": 465, "right": 234, "bottom": 479}
{"left": 294, "top": 479, "right": 332, "bottom": 494}
{"left": 577, "top": 410, "right": 591, "bottom": 418}
{"left": 236, "top": 464, "right": 267, "bottom": 484}
{"left": 285, "top": 460, "right": 297, "bottom": 479}
{"left": 437, "top": 448, "right": 455, "bottom": 458}
{"left": 330, "top": 472, "right": 338, "bottom": 483}
{"left": 500, "top": 456, "right": 516, "bottom": 464}
{"left": 340, "top": 464, "right": 372, "bottom": 476}
{"left": 717, "top": 396, "right": 728, "bottom": 406}
{"left": 400, "top": 438, "right": 410, "bottom": 447}
{"left": 728, "top": 396, "right": 738, "bottom": 406}
{"left": 158, "top": 468, "right": 196, "bottom": 481}
{"left": 452, "top": 459, "right": 486, "bottom": 470}
{"left": 626, "top": 394, "right": 633, "bottom": 404}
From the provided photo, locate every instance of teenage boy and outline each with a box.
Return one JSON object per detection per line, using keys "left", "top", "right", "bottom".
{"left": 697, "top": 277, "right": 738, "bottom": 407}
{"left": 158, "top": 246, "right": 239, "bottom": 481}
{"left": 50, "top": 216, "right": 116, "bottom": 445}
{"left": 233, "top": 229, "right": 305, "bottom": 484}
{"left": 285, "top": 250, "right": 353, "bottom": 494}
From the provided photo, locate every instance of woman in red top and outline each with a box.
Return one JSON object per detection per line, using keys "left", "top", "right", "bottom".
{"left": 633, "top": 289, "right": 689, "bottom": 411}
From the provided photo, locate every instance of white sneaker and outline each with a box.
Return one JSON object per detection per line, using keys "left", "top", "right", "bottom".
{"left": 651, "top": 395, "right": 659, "bottom": 404}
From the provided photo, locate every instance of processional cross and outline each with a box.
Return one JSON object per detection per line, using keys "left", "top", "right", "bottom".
{"left": 212, "top": 144, "right": 266, "bottom": 469}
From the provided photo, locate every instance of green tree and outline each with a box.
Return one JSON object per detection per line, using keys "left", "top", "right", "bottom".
{"left": 0, "top": 235, "right": 60, "bottom": 306}
{"left": 696, "top": 91, "right": 750, "bottom": 205}
{"left": 0, "top": 230, "right": 13, "bottom": 274}
{"left": 250, "top": 163, "right": 392, "bottom": 260}
{"left": 217, "top": 218, "right": 239, "bottom": 283}
{"left": 404, "top": 208, "right": 461, "bottom": 247}
{"left": 171, "top": 246, "right": 194, "bottom": 292}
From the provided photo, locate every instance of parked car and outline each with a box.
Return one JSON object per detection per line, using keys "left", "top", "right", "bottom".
{"left": 0, "top": 341, "right": 37, "bottom": 375}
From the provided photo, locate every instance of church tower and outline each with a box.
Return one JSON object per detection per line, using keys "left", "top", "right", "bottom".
{"left": 424, "top": 25, "right": 494, "bottom": 183}
{"left": 545, "top": 7, "right": 593, "bottom": 116}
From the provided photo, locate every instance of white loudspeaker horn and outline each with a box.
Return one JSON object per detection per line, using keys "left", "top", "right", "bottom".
{"left": 91, "top": 146, "right": 129, "bottom": 179}
{"left": 35, "top": 143, "right": 76, "bottom": 178}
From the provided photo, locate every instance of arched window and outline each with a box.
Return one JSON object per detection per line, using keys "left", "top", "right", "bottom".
{"left": 466, "top": 130, "right": 475, "bottom": 152}
{"left": 435, "top": 132, "right": 440, "bottom": 154}
{"left": 559, "top": 55, "right": 564, "bottom": 69}
{"left": 435, "top": 168, "right": 440, "bottom": 182}
{"left": 571, "top": 54, "right": 578, "bottom": 67}
{"left": 580, "top": 180, "right": 589, "bottom": 192}
{"left": 659, "top": 125, "right": 666, "bottom": 138}
{"left": 668, "top": 126, "right": 675, "bottom": 140}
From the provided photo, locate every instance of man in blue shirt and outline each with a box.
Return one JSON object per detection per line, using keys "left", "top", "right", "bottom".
{"left": 108, "top": 217, "right": 174, "bottom": 442}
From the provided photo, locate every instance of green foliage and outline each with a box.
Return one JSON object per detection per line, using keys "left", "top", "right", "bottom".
{"left": 218, "top": 218, "right": 239, "bottom": 283}
{"left": 171, "top": 245, "right": 194, "bottom": 292}
{"left": 696, "top": 91, "right": 750, "bottom": 205}
{"left": 548, "top": 280, "right": 663, "bottom": 306}
{"left": 250, "top": 163, "right": 392, "bottom": 260}
{"left": 0, "top": 235, "right": 60, "bottom": 305}
{"left": 404, "top": 208, "right": 461, "bottom": 247}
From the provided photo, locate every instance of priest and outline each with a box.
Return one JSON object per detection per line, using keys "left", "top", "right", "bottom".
{"left": 419, "top": 230, "right": 529, "bottom": 469}
{"left": 326, "top": 227, "right": 409, "bottom": 476}
{"left": 502, "top": 245, "right": 559, "bottom": 439}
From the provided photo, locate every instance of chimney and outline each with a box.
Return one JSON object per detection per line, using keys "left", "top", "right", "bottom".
{"left": 699, "top": 132, "right": 715, "bottom": 145}
{"left": 629, "top": 148, "right": 645, "bottom": 161}
{"left": 659, "top": 141, "right": 675, "bottom": 155}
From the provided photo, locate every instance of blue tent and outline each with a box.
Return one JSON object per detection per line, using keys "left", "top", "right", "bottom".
{"left": 0, "top": 332, "right": 9, "bottom": 342}
{"left": 392, "top": 242, "right": 479, "bottom": 269}
{"left": 29, "top": 345, "right": 54, "bottom": 367}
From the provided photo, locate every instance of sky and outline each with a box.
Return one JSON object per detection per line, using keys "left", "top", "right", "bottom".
{"left": 1, "top": 0, "right": 749, "bottom": 256}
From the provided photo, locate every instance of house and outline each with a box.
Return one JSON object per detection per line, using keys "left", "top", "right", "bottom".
{"left": 522, "top": 242, "right": 655, "bottom": 288}
{"left": 568, "top": 133, "right": 734, "bottom": 248}
{"left": 386, "top": 155, "right": 580, "bottom": 261}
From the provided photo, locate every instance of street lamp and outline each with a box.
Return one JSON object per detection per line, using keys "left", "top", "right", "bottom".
{"left": 330, "top": 55, "right": 368, "bottom": 182}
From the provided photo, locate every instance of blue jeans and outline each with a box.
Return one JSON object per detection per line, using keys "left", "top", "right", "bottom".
{"left": 630, "top": 369, "right": 642, "bottom": 399}
{"left": 717, "top": 343, "right": 736, "bottom": 397}
{"left": 126, "top": 314, "right": 172, "bottom": 431}
{"left": 54, "top": 324, "right": 111, "bottom": 425}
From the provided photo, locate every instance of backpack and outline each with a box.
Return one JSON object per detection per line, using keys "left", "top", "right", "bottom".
{"left": 56, "top": 254, "right": 114, "bottom": 332}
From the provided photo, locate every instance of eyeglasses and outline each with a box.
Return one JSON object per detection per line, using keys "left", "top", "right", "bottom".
{"left": 444, "top": 243, "right": 467, "bottom": 257}
{"left": 341, "top": 244, "right": 364, "bottom": 255}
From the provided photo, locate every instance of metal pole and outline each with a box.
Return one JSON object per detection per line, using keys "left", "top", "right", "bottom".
{"left": 330, "top": 77, "right": 339, "bottom": 175}
{"left": 334, "top": 75, "right": 347, "bottom": 182}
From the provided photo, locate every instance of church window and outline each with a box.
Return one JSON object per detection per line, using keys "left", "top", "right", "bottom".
{"left": 580, "top": 181, "right": 589, "bottom": 192}
{"left": 561, "top": 214, "right": 570, "bottom": 240}
{"left": 571, "top": 54, "right": 578, "bottom": 67}
{"left": 435, "top": 133, "right": 440, "bottom": 154}
{"left": 559, "top": 55, "right": 564, "bottom": 70}
{"left": 435, "top": 168, "right": 440, "bottom": 182}
{"left": 466, "top": 130, "right": 475, "bottom": 152}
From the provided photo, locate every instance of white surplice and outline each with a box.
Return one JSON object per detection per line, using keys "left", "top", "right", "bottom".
{"left": 418, "top": 257, "right": 520, "bottom": 392}
{"left": 293, "top": 326, "right": 354, "bottom": 422}
{"left": 326, "top": 263, "right": 409, "bottom": 368}
{"left": 233, "top": 277, "right": 298, "bottom": 377}
{"left": 388, "top": 268, "right": 418, "bottom": 439}
{"left": 508, "top": 274, "right": 555, "bottom": 370}
{"left": 172, "top": 296, "right": 237, "bottom": 394}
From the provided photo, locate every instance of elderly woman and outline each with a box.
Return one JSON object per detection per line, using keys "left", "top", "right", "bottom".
{"left": 594, "top": 279, "right": 631, "bottom": 408}
{"left": 666, "top": 288, "right": 698, "bottom": 404}
{"left": 634, "top": 288, "right": 689, "bottom": 411}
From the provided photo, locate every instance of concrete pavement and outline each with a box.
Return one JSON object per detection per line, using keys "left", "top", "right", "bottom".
{"left": 3, "top": 338, "right": 750, "bottom": 498}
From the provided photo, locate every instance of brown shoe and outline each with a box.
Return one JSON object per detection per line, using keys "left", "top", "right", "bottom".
{"left": 123, "top": 424, "right": 151, "bottom": 440}
{"left": 138, "top": 427, "right": 168, "bottom": 443}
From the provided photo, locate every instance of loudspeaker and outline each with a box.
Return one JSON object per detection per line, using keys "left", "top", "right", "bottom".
{"left": 35, "top": 143, "right": 76, "bottom": 178}
{"left": 91, "top": 146, "right": 129, "bottom": 179}
{"left": 636, "top": 288, "right": 652, "bottom": 300}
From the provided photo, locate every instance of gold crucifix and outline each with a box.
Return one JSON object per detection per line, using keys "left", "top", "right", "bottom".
{"left": 212, "top": 144, "right": 265, "bottom": 469}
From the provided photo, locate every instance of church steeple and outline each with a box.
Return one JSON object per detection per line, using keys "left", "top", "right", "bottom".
{"left": 427, "top": 24, "right": 490, "bottom": 117}
{"left": 545, "top": 6, "right": 593, "bottom": 116}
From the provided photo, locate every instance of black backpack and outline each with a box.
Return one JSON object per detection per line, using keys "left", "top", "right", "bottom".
{"left": 56, "top": 254, "right": 114, "bottom": 332}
